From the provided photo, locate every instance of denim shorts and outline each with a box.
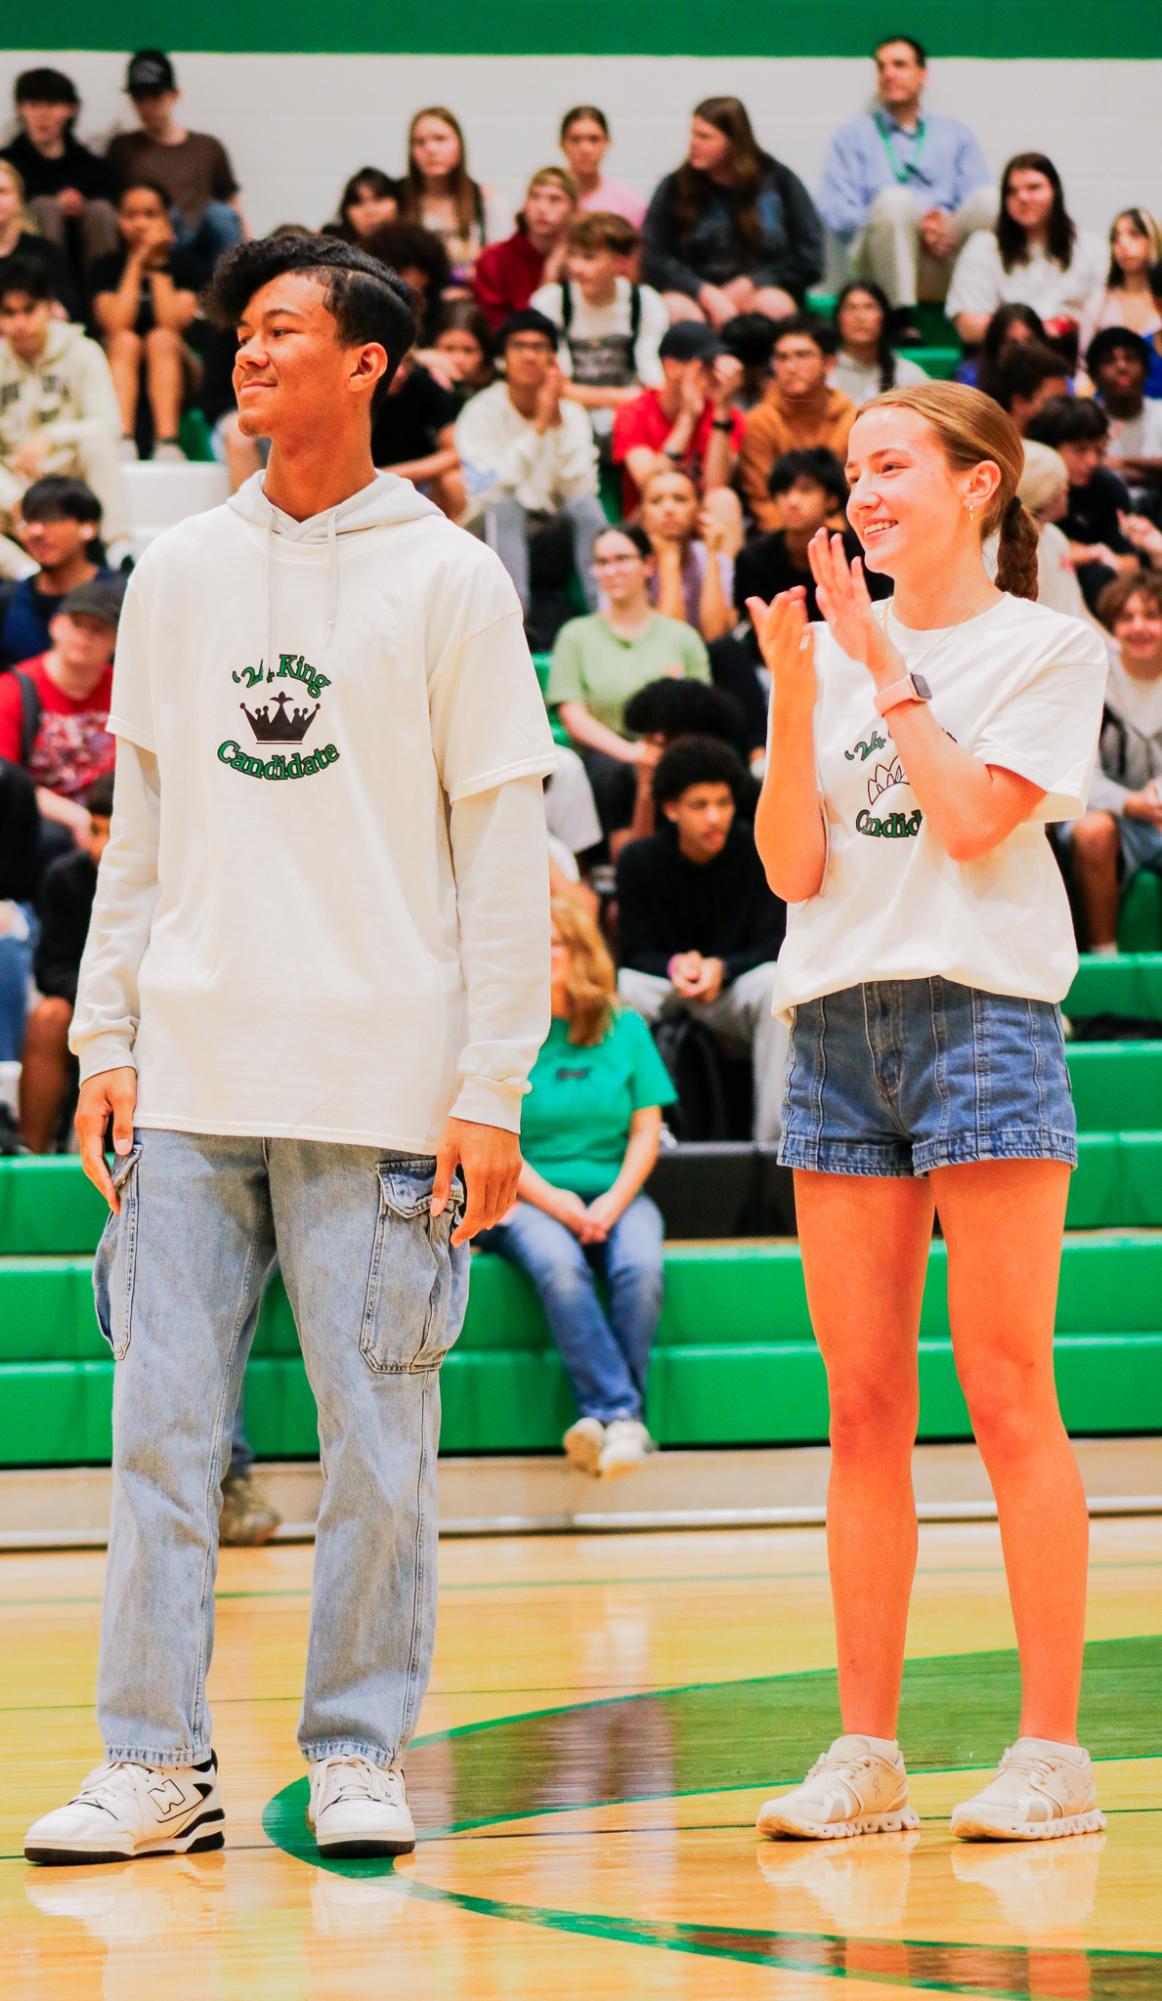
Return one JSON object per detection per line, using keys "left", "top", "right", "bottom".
{"left": 778, "top": 978, "right": 1077, "bottom": 1178}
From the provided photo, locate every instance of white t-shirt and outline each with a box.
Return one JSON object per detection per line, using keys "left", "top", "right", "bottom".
{"left": 832, "top": 351, "right": 929, "bottom": 408}
{"left": 946, "top": 229, "right": 1106, "bottom": 324}
{"left": 772, "top": 593, "right": 1109, "bottom": 1021}
{"left": 1105, "top": 399, "right": 1162, "bottom": 462}
{"left": 530, "top": 277, "right": 668, "bottom": 388}
{"left": 71, "top": 472, "right": 558, "bottom": 1149}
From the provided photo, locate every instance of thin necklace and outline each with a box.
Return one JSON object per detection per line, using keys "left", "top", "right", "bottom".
{"left": 882, "top": 583, "right": 998, "bottom": 666}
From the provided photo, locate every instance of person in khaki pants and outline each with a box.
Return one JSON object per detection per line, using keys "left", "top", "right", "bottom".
{"left": 819, "top": 35, "right": 994, "bottom": 322}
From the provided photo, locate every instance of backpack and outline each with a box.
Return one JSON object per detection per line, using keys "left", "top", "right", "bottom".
{"left": 13, "top": 669, "right": 41, "bottom": 767}
{"left": 650, "top": 1012, "right": 731, "bottom": 1143}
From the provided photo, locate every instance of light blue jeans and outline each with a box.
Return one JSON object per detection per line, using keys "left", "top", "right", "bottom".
{"left": 93, "top": 1129, "right": 468, "bottom": 1770}
{"left": 479, "top": 1194, "right": 664, "bottom": 1424}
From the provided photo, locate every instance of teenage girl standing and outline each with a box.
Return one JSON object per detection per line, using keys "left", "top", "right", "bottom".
{"left": 750, "top": 381, "right": 1109, "bottom": 1841}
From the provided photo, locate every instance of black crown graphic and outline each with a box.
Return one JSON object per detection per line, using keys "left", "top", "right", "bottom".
{"left": 866, "top": 757, "right": 905, "bottom": 806}
{"left": 240, "top": 691, "right": 320, "bottom": 743}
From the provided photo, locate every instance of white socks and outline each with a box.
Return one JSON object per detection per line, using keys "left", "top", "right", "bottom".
{"left": 1012, "top": 1735, "right": 1086, "bottom": 1762}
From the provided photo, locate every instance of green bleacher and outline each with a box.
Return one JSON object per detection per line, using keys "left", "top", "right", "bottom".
{"left": 1, "top": 956, "right": 1159, "bottom": 1467}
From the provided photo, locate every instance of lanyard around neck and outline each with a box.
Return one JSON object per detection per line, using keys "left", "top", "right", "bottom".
{"left": 874, "top": 109, "right": 926, "bottom": 185}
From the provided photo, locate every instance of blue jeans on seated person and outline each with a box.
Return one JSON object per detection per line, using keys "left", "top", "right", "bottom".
{"left": 93, "top": 1128, "right": 467, "bottom": 1771}
{"left": 0, "top": 904, "right": 36, "bottom": 1060}
{"left": 174, "top": 199, "right": 243, "bottom": 269}
{"left": 478, "top": 1193, "right": 664, "bottom": 1425}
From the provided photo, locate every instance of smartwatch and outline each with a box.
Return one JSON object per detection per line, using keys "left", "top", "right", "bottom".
{"left": 875, "top": 671, "right": 932, "bottom": 718}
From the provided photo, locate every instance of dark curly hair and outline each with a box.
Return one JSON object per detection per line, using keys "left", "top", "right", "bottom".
{"left": 623, "top": 677, "right": 745, "bottom": 749}
{"left": 203, "top": 233, "right": 416, "bottom": 416}
{"left": 653, "top": 734, "right": 748, "bottom": 812}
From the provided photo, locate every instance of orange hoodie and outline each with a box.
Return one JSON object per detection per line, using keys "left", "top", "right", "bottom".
{"left": 739, "top": 385, "right": 858, "bottom": 531}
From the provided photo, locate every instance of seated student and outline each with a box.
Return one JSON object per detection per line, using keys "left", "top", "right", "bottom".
{"left": 454, "top": 309, "right": 604, "bottom": 649}
{"left": 531, "top": 212, "right": 668, "bottom": 444}
{"left": 734, "top": 446, "right": 892, "bottom": 634}
{"left": 0, "top": 576, "right": 121, "bottom": 849}
{"left": 956, "top": 301, "right": 1047, "bottom": 388}
{"left": 1078, "top": 208, "right": 1162, "bottom": 355}
{"left": 559, "top": 107, "right": 646, "bottom": 228}
{"left": 0, "top": 476, "right": 115, "bottom": 670}
{"left": 424, "top": 299, "right": 496, "bottom": 409}
{"left": 607, "top": 676, "right": 755, "bottom": 856}
{"left": 363, "top": 219, "right": 451, "bottom": 345}
{"left": 478, "top": 899, "right": 673, "bottom": 1478}
{"left": 371, "top": 350, "right": 463, "bottom": 519}
{"left": 545, "top": 746, "right": 603, "bottom": 916}
{"left": 616, "top": 736, "right": 787, "bottom": 1142}
{"left": 0, "top": 159, "right": 77, "bottom": 319}
{"left": 17, "top": 771, "right": 111, "bottom": 1151}
{"left": 831, "top": 280, "right": 929, "bottom": 407}
{"left": 325, "top": 167, "right": 399, "bottom": 245}
{"left": 947, "top": 152, "right": 1105, "bottom": 351}
{"left": 0, "top": 262, "right": 126, "bottom": 563}
{"left": 548, "top": 521, "right": 711, "bottom": 825}
{"left": 737, "top": 316, "right": 857, "bottom": 531}
{"left": 638, "top": 463, "right": 734, "bottom": 640}
{"left": 89, "top": 182, "right": 204, "bottom": 460}
{"left": 612, "top": 321, "right": 745, "bottom": 514}
{"left": 473, "top": 169, "right": 576, "bottom": 333}
{"left": 643, "top": 97, "right": 823, "bottom": 328}
{"left": 986, "top": 338, "right": 1072, "bottom": 435}
{"left": 398, "top": 106, "right": 511, "bottom": 289}
{"left": 2, "top": 69, "right": 119, "bottom": 282}
{"left": 718, "top": 311, "right": 779, "bottom": 410}
{"left": 1065, "top": 573, "right": 1162, "bottom": 953}
{"left": 1087, "top": 327, "right": 1162, "bottom": 505}
{"left": 1009, "top": 440, "right": 1095, "bottom": 622}
{"left": 104, "top": 50, "right": 243, "bottom": 267}
{"left": 0, "top": 758, "right": 39, "bottom": 1067}
{"left": 1026, "top": 395, "right": 1142, "bottom": 608}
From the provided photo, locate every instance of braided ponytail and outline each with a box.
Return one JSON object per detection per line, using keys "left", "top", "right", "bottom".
{"left": 996, "top": 493, "right": 1040, "bottom": 601}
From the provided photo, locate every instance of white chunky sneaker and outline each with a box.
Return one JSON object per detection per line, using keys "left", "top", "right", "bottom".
{"left": 563, "top": 1417, "right": 605, "bottom": 1475}
{"left": 24, "top": 1754, "right": 224, "bottom": 1865}
{"left": 598, "top": 1417, "right": 656, "bottom": 1478}
{"left": 308, "top": 1756, "right": 415, "bottom": 1857}
{"left": 951, "top": 1741, "right": 1106, "bottom": 1841}
{"left": 757, "top": 1736, "right": 920, "bottom": 1840}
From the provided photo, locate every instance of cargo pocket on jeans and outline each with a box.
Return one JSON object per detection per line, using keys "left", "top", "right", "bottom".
{"left": 92, "top": 1146, "right": 143, "bottom": 1361}
{"left": 359, "top": 1159, "right": 469, "bottom": 1373}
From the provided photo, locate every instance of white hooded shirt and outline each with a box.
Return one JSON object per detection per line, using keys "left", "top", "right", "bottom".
{"left": 71, "top": 472, "right": 558, "bottom": 1149}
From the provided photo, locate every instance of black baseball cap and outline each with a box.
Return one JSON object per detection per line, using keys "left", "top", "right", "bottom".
{"left": 61, "top": 578, "right": 126, "bottom": 629}
{"left": 658, "top": 323, "right": 724, "bottom": 364}
{"left": 126, "top": 50, "right": 176, "bottom": 96}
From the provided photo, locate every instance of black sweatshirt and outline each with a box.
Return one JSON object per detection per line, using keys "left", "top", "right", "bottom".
{"left": 33, "top": 847, "right": 97, "bottom": 1003}
{"left": 616, "top": 822, "right": 785, "bottom": 983}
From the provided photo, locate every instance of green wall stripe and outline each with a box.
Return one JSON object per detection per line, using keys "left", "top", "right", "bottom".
{"left": 19, "top": 5, "right": 1162, "bottom": 59}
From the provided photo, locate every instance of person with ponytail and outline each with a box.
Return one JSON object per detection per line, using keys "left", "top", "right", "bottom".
{"left": 749, "top": 381, "right": 1109, "bottom": 1844}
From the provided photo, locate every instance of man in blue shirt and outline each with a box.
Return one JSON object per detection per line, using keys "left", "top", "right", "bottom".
{"left": 819, "top": 36, "right": 994, "bottom": 321}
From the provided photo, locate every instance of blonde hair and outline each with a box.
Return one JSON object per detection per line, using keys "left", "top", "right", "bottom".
{"left": 551, "top": 897, "right": 617, "bottom": 1048}
{"left": 0, "top": 160, "right": 36, "bottom": 235}
{"left": 871, "top": 381, "right": 1039, "bottom": 599}
{"left": 1018, "top": 439, "right": 1068, "bottom": 518}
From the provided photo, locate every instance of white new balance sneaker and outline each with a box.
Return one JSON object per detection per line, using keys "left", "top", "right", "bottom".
{"left": 308, "top": 1756, "right": 415, "bottom": 1857}
{"left": 598, "top": 1418, "right": 656, "bottom": 1478}
{"left": 24, "top": 1754, "right": 224, "bottom": 1865}
{"left": 951, "top": 1741, "right": 1106, "bottom": 1841}
{"left": 563, "top": 1417, "right": 605, "bottom": 1475}
{"left": 757, "top": 1737, "right": 920, "bottom": 1840}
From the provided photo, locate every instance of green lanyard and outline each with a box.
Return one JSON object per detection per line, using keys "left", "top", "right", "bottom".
{"left": 874, "top": 109, "right": 927, "bottom": 186}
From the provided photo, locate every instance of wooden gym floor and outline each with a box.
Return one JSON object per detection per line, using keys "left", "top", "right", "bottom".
{"left": 2, "top": 1515, "right": 1160, "bottom": 1999}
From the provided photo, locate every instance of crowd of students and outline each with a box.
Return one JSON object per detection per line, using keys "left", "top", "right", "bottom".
{"left": 1, "top": 40, "right": 1160, "bottom": 1483}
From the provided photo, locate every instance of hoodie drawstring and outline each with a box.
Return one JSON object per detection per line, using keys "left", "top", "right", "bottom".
{"left": 324, "top": 509, "right": 339, "bottom": 656}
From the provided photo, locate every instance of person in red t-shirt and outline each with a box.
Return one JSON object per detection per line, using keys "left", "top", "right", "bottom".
{"left": 473, "top": 167, "right": 575, "bottom": 332}
{"left": 0, "top": 574, "right": 122, "bottom": 846}
{"left": 612, "top": 321, "right": 746, "bottom": 515}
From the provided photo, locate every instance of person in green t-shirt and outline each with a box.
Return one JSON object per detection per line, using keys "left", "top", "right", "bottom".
{"left": 547, "top": 520, "right": 711, "bottom": 831}
{"left": 478, "top": 897, "right": 676, "bottom": 1477}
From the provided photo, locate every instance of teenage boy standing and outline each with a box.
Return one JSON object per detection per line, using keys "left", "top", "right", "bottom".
{"left": 24, "top": 236, "right": 555, "bottom": 1866}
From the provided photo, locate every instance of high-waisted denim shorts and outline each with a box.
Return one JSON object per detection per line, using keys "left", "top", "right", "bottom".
{"left": 778, "top": 978, "right": 1077, "bottom": 1178}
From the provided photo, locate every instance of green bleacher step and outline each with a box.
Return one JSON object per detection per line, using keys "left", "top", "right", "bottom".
{"left": 1065, "top": 954, "right": 1162, "bottom": 1021}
